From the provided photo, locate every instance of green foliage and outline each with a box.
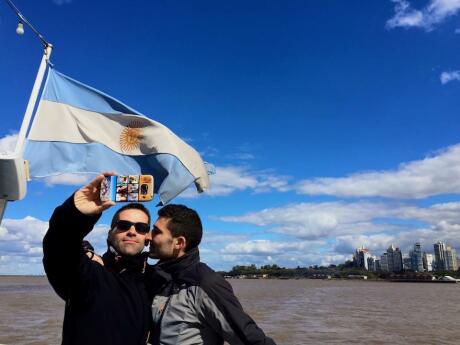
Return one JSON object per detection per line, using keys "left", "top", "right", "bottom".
{"left": 224, "top": 263, "right": 460, "bottom": 280}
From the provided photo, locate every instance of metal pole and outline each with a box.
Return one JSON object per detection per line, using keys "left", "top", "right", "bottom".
{"left": 14, "top": 44, "right": 52, "bottom": 156}
{"left": 0, "top": 199, "right": 6, "bottom": 225}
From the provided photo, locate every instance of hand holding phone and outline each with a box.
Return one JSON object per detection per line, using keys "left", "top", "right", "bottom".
{"left": 100, "top": 175, "right": 154, "bottom": 202}
{"left": 74, "top": 173, "right": 117, "bottom": 215}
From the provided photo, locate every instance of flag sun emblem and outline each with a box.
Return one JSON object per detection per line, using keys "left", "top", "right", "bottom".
{"left": 120, "top": 120, "right": 144, "bottom": 152}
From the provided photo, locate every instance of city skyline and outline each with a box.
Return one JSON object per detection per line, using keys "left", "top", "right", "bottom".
{"left": 353, "top": 240, "right": 458, "bottom": 272}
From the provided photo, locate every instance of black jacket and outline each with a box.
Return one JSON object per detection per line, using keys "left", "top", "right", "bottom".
{"left": 146, "top": 248, "right": 276, "bottom": 345}
{"left": 43, "top": 196, "right": 151, "bottom": 345}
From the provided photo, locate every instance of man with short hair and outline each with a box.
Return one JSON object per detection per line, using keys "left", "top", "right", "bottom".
{"left": 43, "top": 174, "right": 152, "bottom": 345}
{"left": 147, "top": 204, "right": 276, "bottom": 345}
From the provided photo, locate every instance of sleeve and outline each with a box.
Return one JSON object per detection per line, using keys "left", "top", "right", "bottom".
{"left": 198, "top": 273, "right": 277, "bottom": 345}
{"left": 42, "top": 194, "right": 102, "bottom": 301}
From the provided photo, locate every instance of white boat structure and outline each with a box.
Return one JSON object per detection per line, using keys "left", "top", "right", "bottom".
{"left": 439, "top": 276, "right": 460, "bottom": 283}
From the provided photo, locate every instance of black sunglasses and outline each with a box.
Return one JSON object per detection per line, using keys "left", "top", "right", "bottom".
{"left": 115, "top": 220, "right": 150, "bottom": 234}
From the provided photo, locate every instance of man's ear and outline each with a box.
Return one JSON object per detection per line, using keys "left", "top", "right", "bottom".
{"left": 174, "top": 236, "right": 187, "bottom": 251}
{"left": 107, "top": 229, "right": 114, "bottom": 243}
{"left": 144, "top": 231, "right": 152, "bottom": 246}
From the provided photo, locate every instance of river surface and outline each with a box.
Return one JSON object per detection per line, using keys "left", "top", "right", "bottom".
{"left": 1, "top": 276, "right": 459, "bottom": 344}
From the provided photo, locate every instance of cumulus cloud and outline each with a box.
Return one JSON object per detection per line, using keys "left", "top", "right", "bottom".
{"left": 440, "top": 70, "right": 460, "bottom": 84}
{"left": 222, "top": 239, "right": 324, "bottom": 256}
{"left": 218, "top": 199, "right": 460, "bottom": 264}
{"left": 0, "top": 133, "right": 18, "bottom": 156}
{"left": 0, "top": 216, "right": 48, "bottom": 259}
{"left": 0, "top": 215, "right": 111, "bottom": 274}
{"left": 218, "top": 200, "right": 460, "bottom": 242}
{"left": 294, "top": 144, "right": 460, "bottom": 199}
{"left": 386, "top": 0, "right": 460, "bottom": 31}
{"left": 202, "top": 232, "right": 248, "bottom": 244}
{"left": 218, "top": 239, "right": 346, "bottom": 268}
{"left": 181, "top": 142, "right": 460, "bottom": 201}
{"left": 179, "top": 166, "right": 290, "bottom": 198}
{"left": 220, "top": 201, "right": 416, "bottom": 239}
{"left": 334, "top": 222, "right": 460, "bottom": 258}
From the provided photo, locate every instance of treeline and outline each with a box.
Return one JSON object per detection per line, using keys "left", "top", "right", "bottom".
{"left": 220, "top": 261, "right": 460, "bottom": 279}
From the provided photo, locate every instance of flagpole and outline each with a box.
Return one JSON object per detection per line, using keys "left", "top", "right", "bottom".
{"left": 0, "top": 46, "right": 52, "bottom": 225}
{"left": 14, "top": 44, "right": 52, "bottom": 156}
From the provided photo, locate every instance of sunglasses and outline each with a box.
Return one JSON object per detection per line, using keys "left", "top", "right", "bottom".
{"left": 115, "top": 220, "right": 150, "bottom": 234}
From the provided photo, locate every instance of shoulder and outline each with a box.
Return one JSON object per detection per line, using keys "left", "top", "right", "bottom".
{"left": 178, "top": 262, "right": 229, "bottom": 289}
{"left": 193, "top": 263, "right": 233, "bottom": 298}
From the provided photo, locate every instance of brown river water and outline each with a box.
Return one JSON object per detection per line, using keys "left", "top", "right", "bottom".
{"left": 0, "top": 276, "right": 459, "bottom": 345}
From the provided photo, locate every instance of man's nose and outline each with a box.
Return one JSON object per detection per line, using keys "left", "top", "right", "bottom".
{"left": 126, "top": 226, "right": 137, "bottom": 236}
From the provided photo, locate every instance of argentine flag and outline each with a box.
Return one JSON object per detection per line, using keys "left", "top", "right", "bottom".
{"left": 24, "top": 68, "right": 209, "bottom": 205}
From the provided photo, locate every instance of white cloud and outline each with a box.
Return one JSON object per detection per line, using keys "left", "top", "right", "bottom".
{"left": 218, "top": 239, "right": 347, "bottom": 268}
{"left": 222, "top": 239, "right": 324, "bottom": 256}
{"left": 295, "top": 144, "right": 460, "bottom": 199}
{"left": 219, "top": 199, "right": 460, "bottom": 241}
{"left": 440, "top": 70, "right": 460, "bottom": 84}
{"left": 0, "top": 133, "right": 18, "bottom": 156}
{"left": 386, "top": 0, "right": 460, "bottom": 31}
{"left": 220, "top": 201, "right": 402, "bottom": 239}
{"left": 179, "top": 166, "right": 290, "bottom": 198}
{"left": 0, "top": 216, "right": 48, "bottom": 259}
{"left": 202, "top": 232, "right": 248, "bottom": 244}
{"left": 216, "top": 198, "right": 460, "bottom": 266}
{"left": 0, "top": 214, "right": 113, "bottom": 274}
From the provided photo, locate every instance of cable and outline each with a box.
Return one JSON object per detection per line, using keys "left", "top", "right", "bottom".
{"left": 4, "top": 0, "right": 51, "bottom": 48}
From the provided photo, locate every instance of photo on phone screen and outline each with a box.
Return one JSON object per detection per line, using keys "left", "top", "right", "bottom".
{"left": 100, "top": 175, "right": 154, "bottom": 202}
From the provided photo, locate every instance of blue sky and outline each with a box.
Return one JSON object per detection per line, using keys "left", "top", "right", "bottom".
{"left": 1, "top": 0, "right": 460, "bottom": 274}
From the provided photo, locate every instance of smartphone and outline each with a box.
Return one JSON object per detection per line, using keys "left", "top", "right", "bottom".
{"left": 100, "top": 175, "right": 154, "bottom": 202}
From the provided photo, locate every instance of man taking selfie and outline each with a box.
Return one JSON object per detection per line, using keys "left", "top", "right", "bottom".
{"left": 43, "top": 173, "right": 151, "bottom": 345}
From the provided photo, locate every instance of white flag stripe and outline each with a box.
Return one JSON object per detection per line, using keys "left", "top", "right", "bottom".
{"left": 28, "top": 100, "right": 209, "bottom": 191}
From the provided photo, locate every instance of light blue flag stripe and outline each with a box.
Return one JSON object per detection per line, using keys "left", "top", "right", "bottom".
{"left": 42, "top": 69, "right": 141, "bottom": 115}
{"left": 25, "top": 141, "right": 195, "bottom": 205}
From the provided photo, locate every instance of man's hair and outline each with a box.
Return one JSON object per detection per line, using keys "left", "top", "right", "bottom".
{"left": 158, "top": 204, "right": 202, "bottom": 251}
{"left": 110, "top": 203, "right": 151, "bottom": 230}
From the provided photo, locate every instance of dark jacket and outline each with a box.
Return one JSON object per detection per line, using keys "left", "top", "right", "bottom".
{"left": 146, "top": 248, "right": 276, "bottom": 345}
{"left": 43, "top": 196, "right": 151, "bottom": 345}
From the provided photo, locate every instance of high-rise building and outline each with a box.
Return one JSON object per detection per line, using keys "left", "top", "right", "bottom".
{"left": 393, "top": 247, "right": 403, "bottom": 272}
{"left": 374, "top": 258, "right": 381, "bottom": 271}
{"left": 385, "top": 245, "right": 403, "bottom": 272}
{"left": 410, "top": 243, "right": 424, "bottom": 272}
{"left": 380, "top": 253, "right": 389, "bottom": 272}
{"left": 434, "top": 241, "right": 447, "bottom": 271}
{"left": 445, "top": 245, "right": 458, "bottom": 271}
{"left": 423, "top": 253, "right": 434, "bottom": 272}
{"left": 386, "top": 245, "right": 395, "bottom": 272}
{"left": 403, "top": 255, "right": 411, "bottom": 270}
{"left": 367, "top": 256, "right": 375, "bottom": 272}
{"left": 353, "top": 246, "right": 370, "bottom": 270}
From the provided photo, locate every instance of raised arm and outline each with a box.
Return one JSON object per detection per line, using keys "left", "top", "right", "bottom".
{"left": 43, "top": 174, "right": 115, "bottom": 300}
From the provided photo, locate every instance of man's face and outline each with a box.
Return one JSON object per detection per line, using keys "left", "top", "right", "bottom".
{"left": 149, "top": 217, "right": 177, "bottom": 260}
{"left": 108, "top": 209, "right": 149, "bottom": 256}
